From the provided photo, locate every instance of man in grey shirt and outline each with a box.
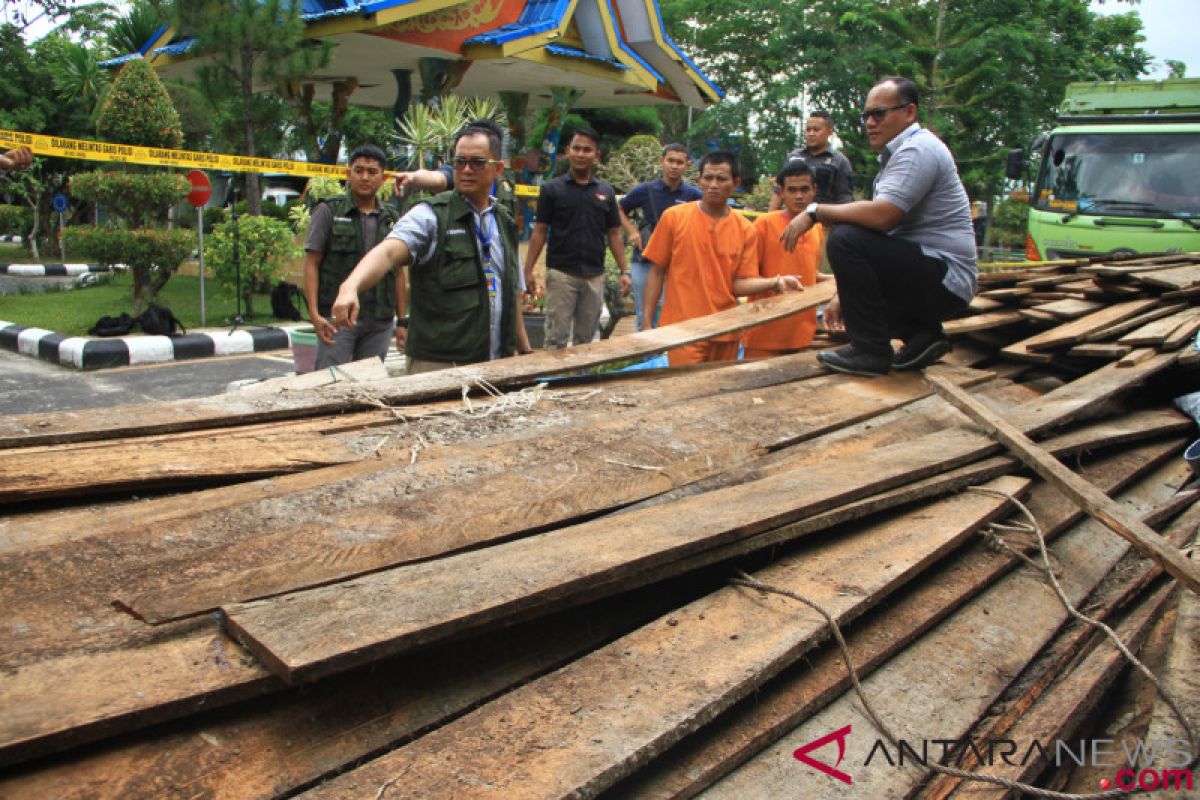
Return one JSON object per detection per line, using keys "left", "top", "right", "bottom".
{"left": 781, "top": 76, "right": 976, "bottom": 377}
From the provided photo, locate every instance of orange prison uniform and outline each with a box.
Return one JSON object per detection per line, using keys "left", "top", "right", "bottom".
{"left": 642, "top": 202, "right": 759, "bottom": 366}
{"left": 742, "top": 212, "right": 823, "bottom": 359}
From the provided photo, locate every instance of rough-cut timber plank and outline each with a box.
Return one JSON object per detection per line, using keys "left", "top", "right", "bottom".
{"left": 967, "top": 296, "right": 1005, "bottom": 312}
{"left": 1033, "top": 298, "right": 1104, "bottom": 319}
{"left": 218, "top": 353, "right": 1182, "bottom": 682}
{"left": 1119, "top": 307, "right": 1200, "bottom": 347}
{"left": 978, "top": 287, "right": 1034, "bottom": 300}
{"left": 698, "top": 463, "right": 1186, "bottom": 800}
{"left": 1003, "top": 299, "right": 1160, "bottom": 359}
{"left": 918, "top": 499, "right": 1200, "bottom": 800}
{"left": 224, "top": 426, "right": 1002, "bottom": 683}
{"left": 0, "top": 352, "right": 827, "bottom": 557}
{"left": 1081, "top": 302, "right": 1187, "bottom": 343}
{"left": 927, "top": 373, "right": 1200, "bottom": 595}
{"left": 1067, "top": 343, "right": 1131, "bottom": 360}
{"left": 124, "top": 369, "right": 944, "bottom": 624}
{"left": 1082, "top": 255, "right": 1198, "bottom": 277}
{"left": 1118, "top": 347, "right": 1157, "bottom": 367}
{"left": 608, "top": 443, "right": 1188, "bottom": 800}
{"left": 1145, "top": 574, "right": 1200, "bottom": 773}
{"left": 1018, "top": 308, "right": 1062, "bottom": 324}
{"left": 1135, "top": 263, "right": 1200, "bottom": 291}
{"left": 0, "top": 584, "right": 679, "bottom": 800}
{"left": 0, "top": 363, "right": 1176, "bottom": 768}
{"left": 940, "top": 585, "right": 1177, "bottom": 799}
{"left": 0, "top": 285, "right": 837, "bottom": 449}
{"left": 296, "top": 477, "right": 1029, "bottom": 800}
{"left": 1161, "top": 307, "right": 1200, "bottom": 350}
{"left": 943, "top": 311, "right": 1025, "bottom": 335}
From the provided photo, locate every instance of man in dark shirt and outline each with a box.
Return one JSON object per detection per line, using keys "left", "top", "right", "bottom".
{"left": 770, "top": 111, "right": 855, "bottom": 210}
{"left": 524, "top": 126, "right": 631, "bottom": 349}
{"left": 618, "top": 143, "right": 701, "bottom": 330}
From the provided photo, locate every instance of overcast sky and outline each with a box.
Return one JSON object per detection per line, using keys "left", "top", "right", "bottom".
{"left": 1094, "top": 0, "right": 1198, "bottom": 77}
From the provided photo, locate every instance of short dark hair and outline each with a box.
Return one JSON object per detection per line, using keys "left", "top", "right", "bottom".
{"left": 662, "top": 143, "right": 688, "bottom": 158}
{"left": 776, "top": 159, "right": 814, "bottom": 186}
{"left": 569, "top": 126, "right": 601, "bottom": 150}
{"left": 876, "top": 76, "right": 920, "bottom": 109}
{"left": 349, "top": 144, "right": 387, "bottom": 168}
{"left": 697, "top": 151, "right": 739, "bottom": 180}
{"left": 455, "top": 119, "right": 503, "bottom": 158}
{"left": 808, "top": 110, "right": 833, "bottom": 128}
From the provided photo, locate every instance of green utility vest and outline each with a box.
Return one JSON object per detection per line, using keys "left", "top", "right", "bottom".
{"left": 406, "top": 190, "right": 520, "bottom": 364}
{"left": 316, "top": 194, "right": 401, "bottom": 320}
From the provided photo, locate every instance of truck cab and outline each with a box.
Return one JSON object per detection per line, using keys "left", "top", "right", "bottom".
{"left": 1012, "top": 79, "right": 1200, "bottom": 260}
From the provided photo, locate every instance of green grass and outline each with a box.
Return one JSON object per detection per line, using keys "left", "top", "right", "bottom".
{"left": 0, "top": 270, "right": 280, "bottom": 335}
{"left": 0, "top": 243, "right": 36, "bottom": 263}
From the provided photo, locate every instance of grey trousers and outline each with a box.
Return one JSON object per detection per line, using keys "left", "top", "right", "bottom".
{"left": 544, "top": 269, "right": 604, "bottom": 349}
{"left": 315, "top": 314, "right": 395, "bottom": 369}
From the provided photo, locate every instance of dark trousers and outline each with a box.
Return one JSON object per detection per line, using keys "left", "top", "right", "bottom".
{"left": 826, "top": 224, "right": 968, "bottom": 356}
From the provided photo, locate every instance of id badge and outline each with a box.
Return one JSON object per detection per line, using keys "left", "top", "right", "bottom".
{"left": 483, "top": 262, "right": 499, "bottom": 299}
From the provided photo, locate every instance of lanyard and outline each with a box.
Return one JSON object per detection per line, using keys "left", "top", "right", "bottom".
{"left": 475, "top": 211, "right": 495, "bottom": 262}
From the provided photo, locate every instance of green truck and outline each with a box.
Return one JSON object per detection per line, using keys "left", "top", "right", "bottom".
{"left": 1007, "top": 78, "right": 1200, "bottom": 260}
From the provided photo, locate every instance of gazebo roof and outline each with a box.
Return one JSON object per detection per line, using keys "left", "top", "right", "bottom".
{"left": 130, "top": 0, "right": 720, "bottom": 109}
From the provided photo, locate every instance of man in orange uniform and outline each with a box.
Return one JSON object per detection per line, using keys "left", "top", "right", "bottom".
{"left": 642, "top": 151, "right": 803, "bottom": 366}
{"left": 742, "top": 160, "right": 832, "bottom": 359}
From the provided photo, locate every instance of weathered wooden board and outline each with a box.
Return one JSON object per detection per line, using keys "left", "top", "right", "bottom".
{"left": 1081, "top": 302, "right": 1188, "bottom": 343}
{"left": 1018, "top": 308, "right": 1060, "bottom": 323}
{"left": 928, "top": 373, "right": 1200, "bottom": 595}
{"left": 224, "top": 425, "right": 1005, "bottom": 683}
{"left": 124, "top": 369, "right": 947, "bottom": 624}
{"left": 1145, "top": 575, "right": 1200, "bottom": 772}
{"left": 918, "top": 500, "right": 1200, "bottom": 800}
{"left": 1119, "top": 306, "right": 1200, "bottom": 347}
{"left": 967, "top": 296, "right": 1005, "bottom": 312}
{"left": 0, "top": 285, "right": 837, "bottom": 449}
{"left": 1082, "top": 254, "right": 1198, "bottom": 277}
{"left": 1032, "top": 298, "right": 1104, "bottom": 319}
{"left": 1002, "top": 300, "right": 1160, "bottom": 360}
{"left": 1118, "top": 347, "right": 1157, "bottom": 367}
{"left": 0, "top": 351, "right": 827, "bottom": 557}
{"left": 943, "top": 311, "right": 1025, "bottom": 335}
{"left": 696, "top": 463, "right": 1186, "bottom": 799}
{"left": 937, "top": 585, "right": 1176, "bottom": 799}
{"left": 0, "top": 582, "right": 680, "bottom": 800}
{"left": 1067, "top": 343, "right": 1131, "bottom": 359}
{"left": 611, "top": 446, "right": 1191, "bottom": 800}
{"left": 1135, "top": 263, "right": 1200, "bottom": 291}
{"left": 1161, "top": 307, "right": 1200, "bottom": 350}
{"left": 979, "top": 287, "right": 1034, "bottom": 300}
{"left": 296, "top": 477, "right": 1029, "bottom": 800}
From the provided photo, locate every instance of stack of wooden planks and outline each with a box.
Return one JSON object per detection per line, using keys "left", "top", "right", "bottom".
{"left": 0, "top": 272, "right": 1198, "bottom": 799}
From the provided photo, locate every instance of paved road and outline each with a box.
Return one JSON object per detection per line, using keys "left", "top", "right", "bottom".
{"left": 0, "top": 349, "right": 297, "bottom": 415}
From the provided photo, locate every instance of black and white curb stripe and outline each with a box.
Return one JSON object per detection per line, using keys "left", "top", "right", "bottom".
{"left": 0, "top": 321, "right": 290, "bottom": 370}
{"left": 0, "top": 263, "right": 117, "bottom": 276}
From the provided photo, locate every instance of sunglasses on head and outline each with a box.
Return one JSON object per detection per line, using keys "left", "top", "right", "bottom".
{"left": 860, "top": 103, "right": 910, "bottom": 124}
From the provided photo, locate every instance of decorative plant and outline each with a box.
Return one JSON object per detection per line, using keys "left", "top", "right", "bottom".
{"left": 62, "top": 58, "right": 191, "bottom": 314}
{"left": 391, "top": 95, "right": 508, "bottom": 169}
{"left": 205, "top": 215, "right": 301, "bottom": 317}
{"left": 602, "top": 134, "right": 664, "bottom": 194}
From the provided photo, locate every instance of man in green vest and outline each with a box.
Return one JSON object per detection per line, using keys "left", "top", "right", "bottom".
{"left": 304, "top": 143, "right": 401, "bottom": 368}
{"left": 331, "top": 123, "right": 532, "bottom": 374}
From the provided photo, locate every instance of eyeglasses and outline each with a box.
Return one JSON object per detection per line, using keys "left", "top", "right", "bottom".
{"left": 860, "top": 103, "right": 910, "bottom": 124}
{"left": 452, "top": 157, "right": 501, "bottom": 171}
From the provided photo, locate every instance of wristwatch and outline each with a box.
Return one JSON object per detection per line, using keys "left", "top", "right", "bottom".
{"left": 805, "top": 203, "right": 819, "bottom": 222}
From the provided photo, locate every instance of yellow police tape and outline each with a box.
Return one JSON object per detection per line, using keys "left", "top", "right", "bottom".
{"left": 0, "top": 128, "right": 769, "bottom": 214}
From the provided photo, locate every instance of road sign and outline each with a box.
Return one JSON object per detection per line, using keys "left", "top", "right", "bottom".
{"left": 51, "top": 193, "right": 68, "bottom": 213}
{"left": 186, "top": 170, "right": 212, "bottom": 208}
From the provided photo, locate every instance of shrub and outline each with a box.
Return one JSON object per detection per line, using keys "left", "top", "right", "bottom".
{"left": 95, "top": 58, "right": 184, "bottom": 150}
{"left": 206, "top": 215, "right": 301, "bottom": 317}
{"left": 71, "top": 172, "right": 191, "bottom": 227}
{"left": 0, "top": 204, "right": 31, "bottom": 236}
{"left": 741, "top": 176, "right": 776, "bottom": 212}
{"left": 63, "top": 226, "right": 192, "bottom": 304}
{"left": 988, "top": 198, "right": 1029, "bottom": 248}
{"left": 602, "top": 134, "right": 663, "bottom": 194}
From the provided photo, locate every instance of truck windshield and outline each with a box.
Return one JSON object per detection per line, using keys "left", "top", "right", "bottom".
{"left": 1034, "top": 132, "right": 1200, "bottom": 218}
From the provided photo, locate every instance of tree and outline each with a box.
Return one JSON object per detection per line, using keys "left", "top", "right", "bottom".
{"left": 660, "top": 0, "right": 1152, "bottom": 198}
{"left": 63, "top": 58, "right": 191, "bottom": 312}
{"left": 171, "top": 0, "right": 331, "bottom": 216}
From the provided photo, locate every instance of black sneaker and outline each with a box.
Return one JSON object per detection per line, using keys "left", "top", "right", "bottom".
{"left": 892, "top": 332, "right": 951, "bottom": 371}
{"left": 817, "top": 345, "right": 891, "bottom": 377}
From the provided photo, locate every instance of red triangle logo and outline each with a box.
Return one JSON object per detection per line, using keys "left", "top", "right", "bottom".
{"left": 793, "top": 724, "right": 853, "bottom": 785}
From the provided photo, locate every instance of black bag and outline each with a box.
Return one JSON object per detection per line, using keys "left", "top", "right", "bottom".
{"left": 88, "top": 313, "right": 136, "bottom": 337}
{"left": 138, "top": 303, "right": 186, "bottom": 336}
{"left": 271, "top": 280, "right": 306, "bottom": 321}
